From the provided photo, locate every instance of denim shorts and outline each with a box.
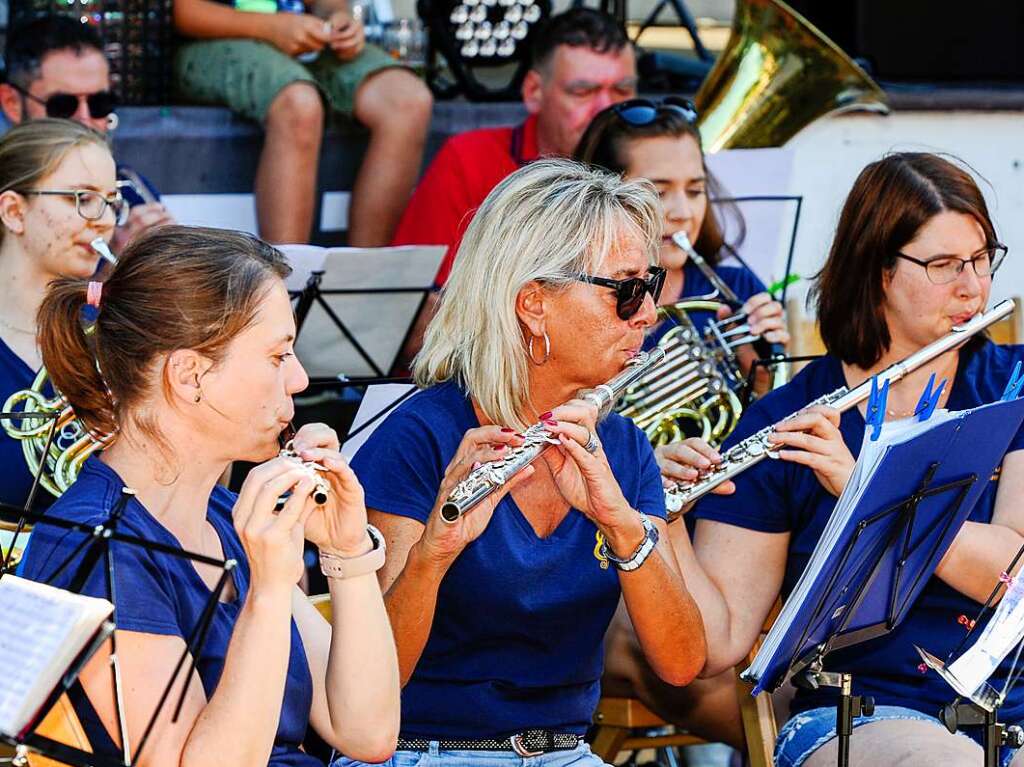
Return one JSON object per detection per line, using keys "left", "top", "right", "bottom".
{"left": 333, "top": 742, "right": 611, "bottom": 767}
{"left": 775, "top": 704, "right": 1013, "bottom": 767}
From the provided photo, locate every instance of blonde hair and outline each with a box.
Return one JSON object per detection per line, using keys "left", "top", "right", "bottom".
{"left": 0, "top": 118, "right": 110, "bottom": 245}
{"left": 414, "top": 158, "right": 661, "bottom": 429}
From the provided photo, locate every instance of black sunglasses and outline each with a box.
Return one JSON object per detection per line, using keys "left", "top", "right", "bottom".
{"left": 11, "top": 83, "right": 117, "bottom": 120}
{"left": 576, "top": 267, "right": 667, "bottom": 320}
{"left": 611, "top": 97, "right": 698, "bottom": 127}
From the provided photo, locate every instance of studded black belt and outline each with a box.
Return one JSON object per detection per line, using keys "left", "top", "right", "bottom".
{"left": 396, "top": 730, "right": 581, "bottom": 757}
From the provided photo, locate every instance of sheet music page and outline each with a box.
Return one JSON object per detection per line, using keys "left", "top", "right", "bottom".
{"left": 341, "top": 383, "right": 418, "bottom": 460}
{"left": 277, "top": 244, "right": 328, "bottom": 293}
{"left": 291, "top": 246, "right": 445, "bottom": 378}
{"left": 0, "top": 575, "right": 112, "bottom": 737}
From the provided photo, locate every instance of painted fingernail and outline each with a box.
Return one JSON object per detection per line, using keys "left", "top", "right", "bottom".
{"left": 540, "top": 411, "right": 553, "bottom": 420}
{"left": 500, "top": 427, "right": 515, "bottom": 433}
{"left": 492, "top": 443, "right": 507, "bottom": 450}
{"left": 543, "top": 419, "right": 558, "bottom": 427}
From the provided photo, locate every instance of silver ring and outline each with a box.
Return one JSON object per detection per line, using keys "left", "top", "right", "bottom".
{"left": 583, "top": 428, "right": 600, "bottom": 454}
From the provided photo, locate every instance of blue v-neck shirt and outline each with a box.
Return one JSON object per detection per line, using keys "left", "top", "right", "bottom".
{"left": 19, "top": 457, "right": 321, "bottom": 766}
{"left": 695, "top": 338, "right": 1024, "bottom": 723}
{"left": 350, "top": 380, "right": 666, "bottom": 739}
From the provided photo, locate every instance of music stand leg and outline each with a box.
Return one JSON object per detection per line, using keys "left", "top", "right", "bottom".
{"left": 795, "top": 669, "right": 874, "bottom": 767}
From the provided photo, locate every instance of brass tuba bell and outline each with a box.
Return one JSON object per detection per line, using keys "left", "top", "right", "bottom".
{"left": 694, "top": 0, "right": 889, "bottom": 152}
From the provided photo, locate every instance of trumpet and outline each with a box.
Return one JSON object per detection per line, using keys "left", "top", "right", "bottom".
{"left": 663, "top": 299, "right": 1016, "bottom": 517}
{"left": 278, "top": 424, "right": 330, "bottom": 505}
{"left": 441, "top": 347, "right": 667, "bottom": 523}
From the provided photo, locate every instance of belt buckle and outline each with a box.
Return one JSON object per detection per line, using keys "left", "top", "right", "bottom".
{"left": 509, "top": 733, "right": 543, "bottom": 757}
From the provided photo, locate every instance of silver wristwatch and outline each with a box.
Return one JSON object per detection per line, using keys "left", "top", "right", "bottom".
{"left": 599, "top": 514, "right": 660, "bottom": 572}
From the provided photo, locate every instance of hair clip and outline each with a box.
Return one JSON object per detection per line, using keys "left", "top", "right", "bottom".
{"left": 86, "top": 281, "right": 103, "bottom": 309}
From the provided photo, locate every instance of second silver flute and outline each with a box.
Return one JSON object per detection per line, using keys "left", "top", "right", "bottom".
{"left": 441, "top": 347, "right": 667, "bottom": 523}
{"left": 664, "top": 299, "right": 1015, "bottom": 516}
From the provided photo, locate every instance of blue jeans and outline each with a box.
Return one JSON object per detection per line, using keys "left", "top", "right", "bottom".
{"left": 333, "top": 742, "right": 610, "bottom": 767}
{"left": 775, "top": 704, "right": 1013, "bottom": 767}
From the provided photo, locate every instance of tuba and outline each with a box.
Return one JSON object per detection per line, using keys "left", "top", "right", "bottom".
{"left": 616, "top": 0, "right": 889, "bottom": 449}
{"left": 694, "top": 0, "right": 889, "bottom": 152}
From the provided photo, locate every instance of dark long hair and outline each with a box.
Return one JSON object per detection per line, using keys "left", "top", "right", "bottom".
{"left": 573, "top": 104, "right": 738, "bottom": 266}
{"left": 812, "top": 152, "right": 998, "bottom": 368}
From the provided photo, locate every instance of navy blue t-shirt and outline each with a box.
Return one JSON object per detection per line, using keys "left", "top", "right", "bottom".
{"left": 0, "top": 336, "right": 49, "bottom": 510}
{"left": 350, "top": 380, "right": 666, "bottom": 739}
{"left": 645, "top": 261, "right": 767, "bottom": 350}
{"left": 19, "top": 456, "right": 321, "bottom": 767}
{"left": 695, "top": 339, "right": 1024, "bottom": 722}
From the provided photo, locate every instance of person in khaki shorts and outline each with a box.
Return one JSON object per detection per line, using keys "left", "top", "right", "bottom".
{"left": 174, "top": 0, "right": 433, "bottom": 246}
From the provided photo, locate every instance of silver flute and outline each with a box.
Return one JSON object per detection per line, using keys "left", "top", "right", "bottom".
{"left": 664, "top": 299, "right": 1016, "bottom": 517}
{"left": 672, "top": 232, "right": 741, "bottom": 306}
{"left": 278, "top": 424, "right": 330, "bottom": 505}
{"left": 441, "top": 347, "right": 668, "bottom": 523}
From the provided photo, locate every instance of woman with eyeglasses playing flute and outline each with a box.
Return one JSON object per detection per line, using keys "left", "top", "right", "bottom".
{"left": 669, "top": 153, "right": 1024, "bottom": 767}
{"left": 573, "top": 97, "right": 791, "bottom": 753}
{"left": 343, "top": 159, "right": 706, "bottom": 767}
{"left": 0, "top": 119, "right": 122, "bottom": 512}
{"left": 19, "top": 225, "right": 399, "bottom": 767}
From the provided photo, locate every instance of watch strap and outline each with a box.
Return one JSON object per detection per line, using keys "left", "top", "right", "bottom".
{"left": 319, "top": 524, "right": 386, "bottom": 579}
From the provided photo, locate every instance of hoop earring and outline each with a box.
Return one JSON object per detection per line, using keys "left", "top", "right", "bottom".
{"left": 106, "top": 112, "right": 119, "bottom": 132}
{"left": 527, "top": 332, "right": 550, "bottom": 366}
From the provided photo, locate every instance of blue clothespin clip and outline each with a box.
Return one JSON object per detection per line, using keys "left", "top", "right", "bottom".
{"left": 1001, "top": 360, "right": 1024, "bottom": 401}
{"left": 914, "top": 373, "right": 946, "bottom": 422}
{"left": 865, "top": 375, "right": 888, "bottom": 441}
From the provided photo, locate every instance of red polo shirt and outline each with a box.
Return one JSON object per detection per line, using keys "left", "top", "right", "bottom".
{"left": 391, "top": 114, "right": 541, "bottom": 285}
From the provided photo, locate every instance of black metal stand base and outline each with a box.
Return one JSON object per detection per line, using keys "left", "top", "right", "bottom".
{"left": 940, "top": 699, "right": 1024, "bottom": 767}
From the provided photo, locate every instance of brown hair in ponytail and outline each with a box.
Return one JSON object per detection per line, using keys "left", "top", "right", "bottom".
{"left": 37, "top": 225, "right": 291, "bottom": 443}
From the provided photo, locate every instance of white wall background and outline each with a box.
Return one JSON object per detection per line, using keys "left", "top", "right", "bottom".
{"left": 779, "top": 111, "right": 1024, "bottom": 314}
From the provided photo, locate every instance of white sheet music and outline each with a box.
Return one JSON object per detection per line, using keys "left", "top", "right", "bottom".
{"left": 342, "top": 383, "right": 418, "bottom": 460}
{"left": 0, "top": 575, "right": 112, "bottom": 737}
{"left": 278, "top": 245, "right": 444, "bottom": 378}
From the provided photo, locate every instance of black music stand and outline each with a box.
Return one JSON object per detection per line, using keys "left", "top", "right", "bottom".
{"left": 282, "top": 245, "right": 444, "bottom": 380}
{"left": 781, "top": 464, "right": 978, "bottom": 767}
{"left": 0, "top": 498, "right": 235, "bottom": 767}
{"left": 0, "top": 409, "right": 61, "bottom": 574}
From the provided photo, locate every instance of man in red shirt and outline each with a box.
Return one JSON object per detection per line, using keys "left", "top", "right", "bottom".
{"left": 392, "top": 8, "right": 638, "bottom": 285}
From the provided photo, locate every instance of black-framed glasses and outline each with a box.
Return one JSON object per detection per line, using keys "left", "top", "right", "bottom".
{"left": 10, "top": 83, "right": 117, "bottom": 120}
{"left": 576, "top": 266, "right": 667, "bottom": 320}
{"left": 15, "top": 188, "right": 128, "bottom": 225}
{"left": 895, "top": 244, "right": 1008, "bottom": 285}
{"left": 611, "top": 97, "right": 698, "bottom": 128}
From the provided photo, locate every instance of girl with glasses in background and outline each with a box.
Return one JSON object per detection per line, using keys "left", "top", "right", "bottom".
{"left": 0, "top": 118, "right": 119, "bottom": 512}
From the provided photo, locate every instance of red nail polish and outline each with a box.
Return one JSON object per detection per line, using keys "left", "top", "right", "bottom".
{"left": 501, "top": 427, "right": 515, "bottom": 433}
{"left": 493, "top": 443, "right": 507, "bottom": 450}
{"left": 540, "top": 411, "right": 553, "bottom": 420}
{"left": 543, "top": 419, "right": 558, "bottom": 427}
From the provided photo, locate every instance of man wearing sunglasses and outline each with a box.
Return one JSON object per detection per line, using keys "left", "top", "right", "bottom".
{"left": 0, "top": 16, "right": 176, "bottom": 252}
{"left": 392, "top": 7, "right": 638, "bottom": 288}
